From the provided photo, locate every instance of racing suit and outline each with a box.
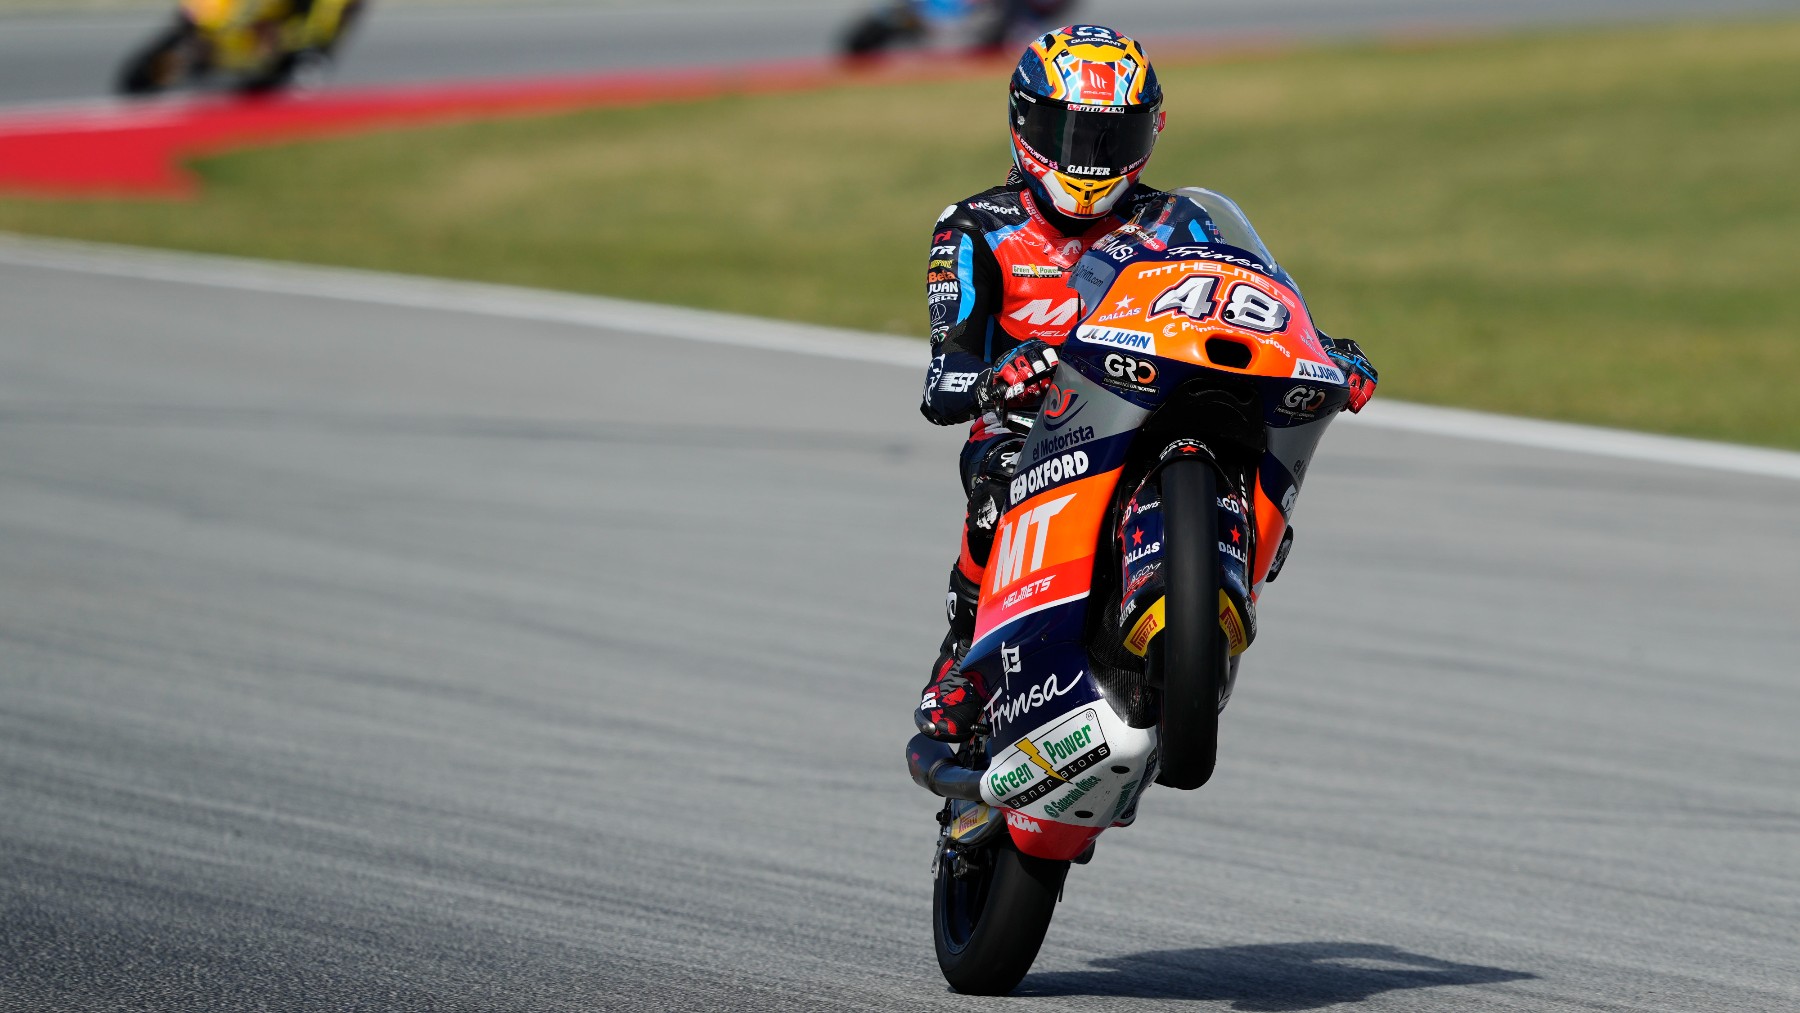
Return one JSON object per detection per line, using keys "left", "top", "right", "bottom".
{"left": 918, "top": 169, "right": 1173, "bottom": 715}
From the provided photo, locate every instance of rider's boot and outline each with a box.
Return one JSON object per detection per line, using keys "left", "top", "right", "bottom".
{"left": 914, "top": 567, "right": 986, "bottom": 742}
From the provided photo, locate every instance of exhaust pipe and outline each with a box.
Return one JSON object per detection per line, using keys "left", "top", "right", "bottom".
{"left": 906, "top": 734, "right": 985, "bottom": 802}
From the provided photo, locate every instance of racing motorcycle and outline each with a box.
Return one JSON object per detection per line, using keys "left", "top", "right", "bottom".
{"left": 841, "top": 0, "right": 1077, "bottom": 57}
{"left": 905, "top": 188, "right": 1356, "bottom": 994}
{"left": 117, "top": 0, "right": 364, "bottom": 95}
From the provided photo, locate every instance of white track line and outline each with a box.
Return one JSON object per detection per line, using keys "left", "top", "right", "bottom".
{"left": 4, "top": 231, "right": 1798, "bottom": 482}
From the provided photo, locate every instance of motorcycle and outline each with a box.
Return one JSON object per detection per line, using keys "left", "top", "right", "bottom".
{"left": 116, "top": 0, "right": 364, "bottom": 95}
{"left": 841, "top": 0, "right": 1078, "bottom": 58}
{"left": 905, "top": 188, "right": 1355, "bottom": 994}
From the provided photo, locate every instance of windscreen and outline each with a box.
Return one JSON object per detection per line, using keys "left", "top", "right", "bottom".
{"left": 1170, "top": 187, "right": 1283, "bottom": 272}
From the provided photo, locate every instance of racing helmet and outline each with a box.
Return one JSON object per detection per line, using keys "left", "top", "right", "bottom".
{"left": 1008, "top": 25, "right": 1164, "bottom": 220}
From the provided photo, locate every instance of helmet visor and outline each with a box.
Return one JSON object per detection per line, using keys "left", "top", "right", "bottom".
{"left": 1011, "top": 91, "right": 1159, "bottom": 179}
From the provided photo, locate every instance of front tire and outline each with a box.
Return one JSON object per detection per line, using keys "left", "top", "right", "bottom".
{"left": 933, "top": 841, "right": 1068, "bottom": 995}
{"left": 117, "top": 22, "right": 196, "bottom": 95}
{"left": 1155, "top": 457, "right": 1229, "bottom": 790}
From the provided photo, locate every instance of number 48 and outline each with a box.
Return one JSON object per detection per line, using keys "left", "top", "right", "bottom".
{"left": 1150, "top": 275, "right": 1289, "bottom": 333}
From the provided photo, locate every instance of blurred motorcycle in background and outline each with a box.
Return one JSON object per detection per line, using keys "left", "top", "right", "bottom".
{"left": 117, "top": 0, "right": 365, "bottom": 95}
{"left": 842, "top": 0, "right": 1078, "bottom": 57}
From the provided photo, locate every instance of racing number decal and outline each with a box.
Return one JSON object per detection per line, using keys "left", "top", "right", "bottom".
{"left": 1150, "top": 274, "right": 1289, "bottom": 334}
{"left": 1220, "top": 285, "right": 1288, "bottom": 332}
{"left": 1149, "top": 275, "right": 1217, "bottom": 321}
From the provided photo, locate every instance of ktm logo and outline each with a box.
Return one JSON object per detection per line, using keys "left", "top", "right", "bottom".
{"left": 1009, "top": 298, "right": 1079, "bottom": 328}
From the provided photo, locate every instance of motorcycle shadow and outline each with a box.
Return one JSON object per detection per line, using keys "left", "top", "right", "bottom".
{"left": 1015, "top": 941, "right": 1535, "bottom": 1009}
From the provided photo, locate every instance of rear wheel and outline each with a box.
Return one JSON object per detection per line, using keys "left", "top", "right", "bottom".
{"left": 1155, "top": 457, "right": 1229, "bottom": 790}
{"left": 933, "top": 839, "right": 1068, "bottom": 995}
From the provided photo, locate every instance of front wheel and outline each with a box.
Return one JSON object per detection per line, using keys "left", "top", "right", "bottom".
{"left": 1155, "top": 457, "right": 1230, "bottom": 790}
{"left": 933, "top": 840, "right": 1068, "bottom": 995}
{"left": 117, "top": 22, "right": 197, "bottom": 95}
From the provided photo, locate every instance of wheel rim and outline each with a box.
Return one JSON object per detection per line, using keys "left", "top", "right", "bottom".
{"left": 933, "top": 845, "right": 995, "bottom": 955}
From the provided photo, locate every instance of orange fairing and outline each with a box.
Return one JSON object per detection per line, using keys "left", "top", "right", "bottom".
{"left": 1250, "top": 481, "right": 1287, "bottom": 587}
{"left": 972, "top": 469, "right": 1121, "bottom": 645}
{"left": 1077, "top": 260, "right": 1333, "bottom": 379}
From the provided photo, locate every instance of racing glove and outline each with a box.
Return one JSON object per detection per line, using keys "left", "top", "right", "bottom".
{"left": 975, "top": 340, "right": 1060, "bottom": 412}
{"left": 1324, "top": 335, "right": 1378, "bottom": 413}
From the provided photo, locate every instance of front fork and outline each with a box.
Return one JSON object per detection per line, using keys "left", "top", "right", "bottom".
{"left": 1115, "top": 443, "right": 1258, "bottom": 669}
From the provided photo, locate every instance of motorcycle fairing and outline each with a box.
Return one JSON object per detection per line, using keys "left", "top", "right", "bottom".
{"left": 967, "top": 366, "right": 1147, "bottom": 662}
{"left": 961, "top": 198, "right": 1351, "bottom": 859}
{"left": 977, "top": 699, "right": 1156, "bottom": 859}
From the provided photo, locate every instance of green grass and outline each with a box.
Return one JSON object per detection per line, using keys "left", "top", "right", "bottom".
{"left": 4, "top": 20, "right": 1798, "bottom": 446}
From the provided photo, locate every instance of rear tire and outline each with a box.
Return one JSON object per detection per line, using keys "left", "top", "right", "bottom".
{"left": 933, "top": 841, "right": 1068, "bottom": 995}
{"left": 1155, "top": 457, "right": 1228, "bottom": 790}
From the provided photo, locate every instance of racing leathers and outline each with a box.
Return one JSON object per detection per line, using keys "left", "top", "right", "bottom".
{"left": 914, "top": 170, "right": 1173, "bottom": 741}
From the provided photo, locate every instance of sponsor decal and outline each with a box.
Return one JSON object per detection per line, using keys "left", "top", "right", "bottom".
{"left": 936, "top": 371, "right": 980, "bottom": 393}
{"left": 1123, "top": 562, "right": 1159, "bottom": 599}
{"left": 950, "top": 803, "right": 992, "bottom": 841}
{"left": 1031, "top": 424, "right": 1094, "bottom": 462}
{"left": 1101, "top": 353, "right": 1158, "bottom": 393}
{"left": 1219, "top": 591, "right": 1249, "bottom": 655}
{"left": 1009, "top": 297, "right": 1080, "bottom": 330}
{"left": 1293, "top": 359, "right": 1347, "bottom": 384}
{"left": 985, "top": 670, "right": 1082, "bottom": 726}
{"left": 922, "top": 355, "right": 944, "bottom": 402}
{"left": 1005, "top": 810, "right": 1042, "bottom": 834}
{"left": 1039, "top": 384, "right": 1084, "bottom": 430}
{"left": 969, "top": 200, "right": 1019, "bottom": 217}
{"left": 1011, "top": 264, "right": 1064, "bottom": 278}
{"left": 1278, "top": 384, "right": 1328, "bottom": 419}
{"left": 1076, "top": 325, "right": 1156, "bottom": 354}
{"left": 1043, "top": 774, "right": 1104, "bottom": 819}
{"left": 1162, "top": 245, "right": 1273, "bottom": 275}
{"left": 988, "top": 708, "right": 1113, "bottom": 809}
{"left": 989, "top": 494, "right": 1076, "bottom": 594}
{"left": 1002, "top": 573, "right": 1055, "bottom": 609}
{"left": 1125, "top": 597, "right": 1164, "bottom": 656}
{"left": 1109, "top": 780, "right": 1140, "bottom": 822}
{"left": 1067, "top": 164, "right": 1111, "bottom": 177}
{"left": 1080, "top": 63, "right": 1116, "bottom": 103}
{"left": 1010, "top": 450, "right": 1090, "bottom": 505}
{"left": 1124, "top": 540, "right": 1162, "bottom": 566}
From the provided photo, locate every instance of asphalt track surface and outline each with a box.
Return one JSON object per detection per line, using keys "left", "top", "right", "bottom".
{"left": 0, "top": 241, "right": 1796, "bottom": 1011}
{"left": 5, "top": 0, "right": 1800, "bottom": 106}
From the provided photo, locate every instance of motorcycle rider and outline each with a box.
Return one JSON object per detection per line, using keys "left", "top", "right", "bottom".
{"left": 282, "top": 0, "right": 359, "bottom": 55}
{"left": 914, "top": 25, "right": 1379, "bottom": 742}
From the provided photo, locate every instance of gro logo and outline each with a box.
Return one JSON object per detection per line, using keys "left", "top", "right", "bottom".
{"left": 1103, "top": 353, "right": 1157, "bottom": 386}
{"left": 1283, "top": 386, "right": 1328, "bottom": 413}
